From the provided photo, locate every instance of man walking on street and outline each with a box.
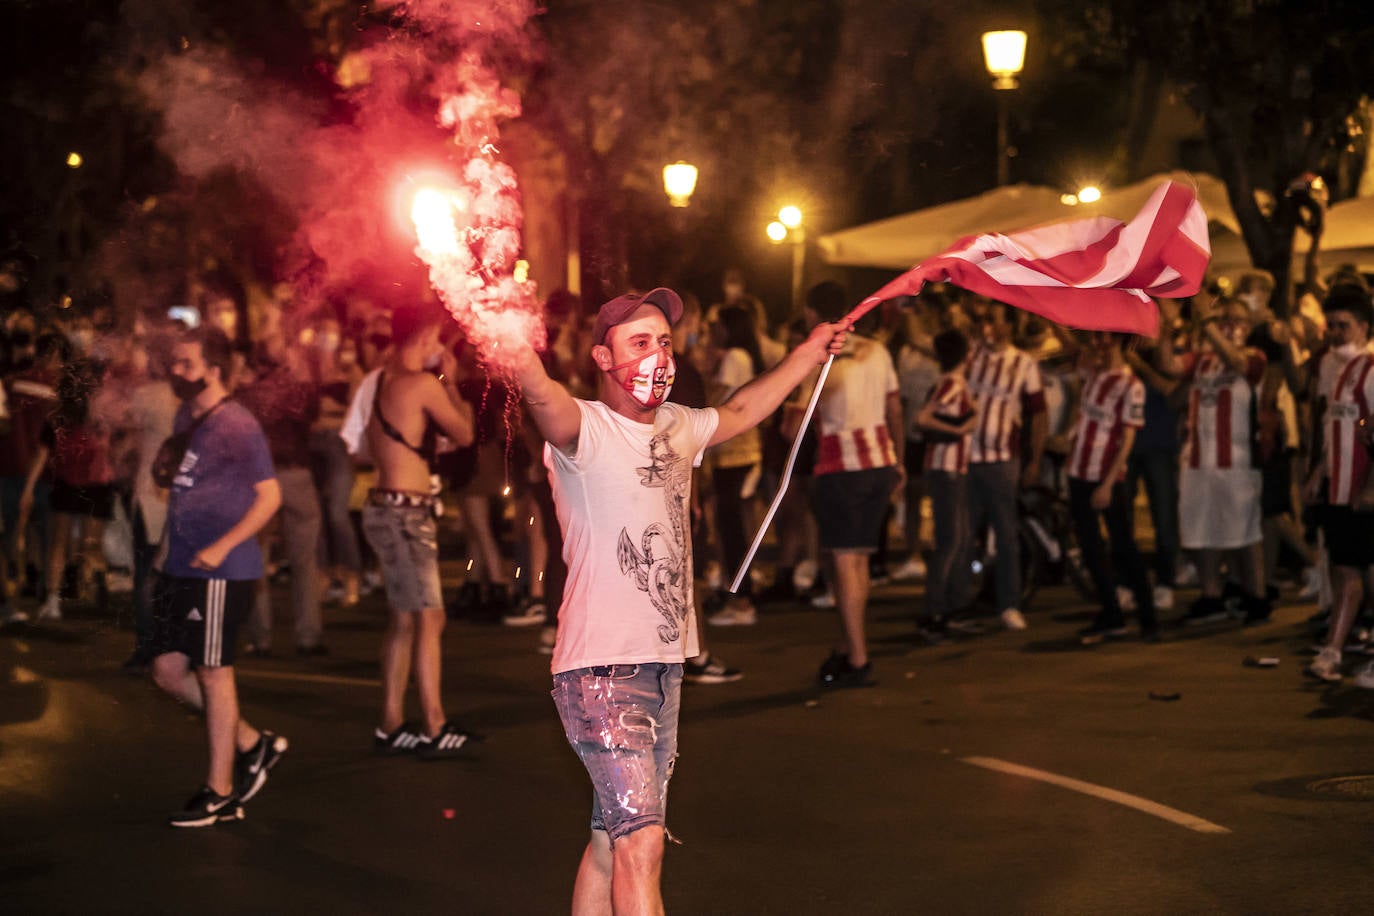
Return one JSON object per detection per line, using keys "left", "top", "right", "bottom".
{"left": 149, "top": 327, "right": 288, "bottom": 828}
{"left": 361, "top": 304, "right": 475, "bottom": 757}
{"left": 512, "top": 287, "right": 846, "bottom": 915}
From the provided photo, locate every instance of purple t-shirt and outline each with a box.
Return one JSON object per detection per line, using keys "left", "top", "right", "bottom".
{"left": 163, "top": 400, "right": 276, "bottom": 580}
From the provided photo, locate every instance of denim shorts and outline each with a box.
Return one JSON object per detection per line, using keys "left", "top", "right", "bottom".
{"left": 551, "top": 663, "right": 682, "bottom": 845}
{"left": 361, "top": 503, "right": 442, "bottom": 612}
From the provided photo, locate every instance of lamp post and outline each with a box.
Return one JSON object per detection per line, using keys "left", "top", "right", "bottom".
{"left": 767, "top": 205, "right": 806, "bottom": 312}
{"left": 663, "top": 161, "right": 699, "bottom": 207}
{"left": 981, "top": 30, "right": 1027, "bottom": 187}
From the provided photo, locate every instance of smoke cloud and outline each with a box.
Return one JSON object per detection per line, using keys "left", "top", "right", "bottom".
{"left": 132, "top": 0, "right": 545, "bottom": 364}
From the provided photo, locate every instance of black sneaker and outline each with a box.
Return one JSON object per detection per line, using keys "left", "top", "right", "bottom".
{"left": 916, "top": 616, "right": 951, "bottom": 646}
{"left": 373, "top": 722, "right": 424, "bottom": 755}
{"left": 234, "top": 731, "right": 288, "bottom": 802}
{"left": 683, "top": 653, "right": 744, "bottom": 684}
{"left": 817, "top": 652, "right": 875, "bottom": 688}
{"left": 1180, "top": 596, "right": 1228, "bottom": 627}
{"left": 168, "top": 787, "right": 243, "bottom": 828}
{"left": 1242, "top": 595, "right": 1274, "bottom": 627}
{"left": 295, "top": 644, "right": 330, "bottom": 657}
{"left": 502, "top": 596, "right": 548, "bottom": 628}
{"left": 417, "top": 722, "right": 474, "bottom": 759}
{"left": 1078, "top": 618, "right": 1129, "bottom": 646}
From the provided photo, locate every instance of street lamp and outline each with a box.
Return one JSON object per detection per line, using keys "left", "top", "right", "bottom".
{"left": 663, "top": 161, "right": 699, "bottom": 207}
{"left": 981, "top": 29, "right": 1027, "bottom": 186}
{"left": 767, "top": 205, "right": 806, "bottom": 311}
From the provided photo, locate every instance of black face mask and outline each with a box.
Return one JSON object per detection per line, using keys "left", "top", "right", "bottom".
{"left": 170, "top": 375, "right": 208, "bottom": 402}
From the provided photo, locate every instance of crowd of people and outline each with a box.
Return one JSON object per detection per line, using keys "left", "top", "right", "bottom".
{"left": 3, "top": 268, "right": 1373, "bottom": 680}
{"left": 5, "top": 264, "right": 1374, "bottom": 907}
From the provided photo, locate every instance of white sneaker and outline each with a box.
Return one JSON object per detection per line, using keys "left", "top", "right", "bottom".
{"left": 1306, "top": 647, "right": 1342, "bottom": 683}
{"left": 1298, "top": 566, "right": 1321, "bottom": 600}
{"left": 0, "top": 603, "right": 29, "bottom": 625}
{"left": 793, "top": 559, "right": 818, "bottom": 592}
{"left": 891, "top": 557, "right": 927, "bottom": 581}
{"left": 810, "top": 590, "right": 836, "bottom": 609}
{"left": 35, "top": 596, "right": 62, "bottom": 622}
{"left": 1352, "top": 661, "right": 1374, "bottom": 689}
{"left": 1153, "top": 586, "right": 1175, "bottom": 612}
{"left": 1116, "top": 587, "right": 1137, "bottom": 612}
{"left": 1176, "top": 563, "right": 1198, "bottom": 587}
{"left": 704, "top": 561, "right": 723, "bottom": 591}
{"left": 707, "top": 600, "right": 758, "bottom": 627}
{"left": 1001, "top": 608, "right": 1027, "bottom": 631}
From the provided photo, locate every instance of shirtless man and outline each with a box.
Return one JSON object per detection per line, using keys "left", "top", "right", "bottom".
{"left": 361, "top": 304, "right": 475, "bottom": 757}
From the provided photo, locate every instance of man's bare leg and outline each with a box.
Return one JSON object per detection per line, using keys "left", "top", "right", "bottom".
{"left": 832, "top": 550, "right": 871, "bottom": 667}
{"left": 610, "top": 826, "right": 665, "bottom": 916}
{"left": 413, "top": 607, "right": 447, "bottom": 736}
{"left": 1323, "top": 566, "right": 1365, "bottom": 655}
{"left": 380, "top": 611, "right": 416, "bottom": 732}
{"left": 571, "top": 830, "right": 613, "bottom": 916}
{"left": 196, "top": 666, "right": 252, "bottom": 797}
{"left": 151, "top": 654, "right": 261, "bottom": 778}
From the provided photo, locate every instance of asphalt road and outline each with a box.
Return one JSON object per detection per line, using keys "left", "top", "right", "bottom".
{"left": 3, "top": 575, "right": 1373, "bottom": 915}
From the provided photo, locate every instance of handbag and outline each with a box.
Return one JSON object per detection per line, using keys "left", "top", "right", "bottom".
{"left": 150, "top": 400, "right": 226, "bottom": 489}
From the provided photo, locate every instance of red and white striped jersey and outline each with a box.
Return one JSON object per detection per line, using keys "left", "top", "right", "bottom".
{"left": 1326, "top": 351, "right": 1374, "bottom": 506}
{"left": 965, "top": 344, "right": 1047, "bottom": 464}
{"left": 814, "top": 336, "right": 900, "bottom": 475}
{"left": 1311, "top": 343, "right": 1372, "bottom": 405}
{"left": 1180, "top": 349, "right": 1266, "bottom": 470}
{"left": 1067, "top": 367, "right": 1145, "bottom": 482}
{"left": 924, "top": 373, "right": 974, "bottom": 474}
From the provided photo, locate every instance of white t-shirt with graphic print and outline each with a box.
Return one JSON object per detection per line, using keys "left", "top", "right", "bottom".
{"left": 546, "top": 398, "right": 720, "bottom": 674}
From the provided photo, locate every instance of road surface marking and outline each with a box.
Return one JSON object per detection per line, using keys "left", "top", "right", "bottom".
{"left": 961, "top": 756, "right": 1231, "bottom": 835}
{"left": 237, "top": 668, "right": 380, "bottom": 688}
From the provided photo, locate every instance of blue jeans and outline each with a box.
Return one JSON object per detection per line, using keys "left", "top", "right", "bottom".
{"left": 1126, "top": 449, "right": 1179, "bottom": 588}
{"left": 925, "top": 469, "right": 970, "bottom": 619}
{"left": 311, "top": 431, "right": 361, "bottom": 573}
{"left": 965, "top": 460, "right": 1021, "bottom": 612}
{"left": 1068, "top": 478, "right": 1155, "bottom": 628}
{"left": 552, "top": 663, "right": 682, "bottom": 845}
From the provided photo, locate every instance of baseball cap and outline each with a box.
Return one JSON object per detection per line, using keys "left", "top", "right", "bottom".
{"left": 592, "top": 288, "right": 683, "bottom": 345}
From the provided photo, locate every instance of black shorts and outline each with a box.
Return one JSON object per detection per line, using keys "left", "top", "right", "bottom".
{"left": 49, "top": 482, "right": 115, "bottom": 519}
{"left": 150, "top": 574, "right": 255, "bottom": 668}
{"left": 1322, "top": 506, "right": 1374, "bottom": 568}
{"left": 811, "top": 466, "right": 900, "bottom": 552}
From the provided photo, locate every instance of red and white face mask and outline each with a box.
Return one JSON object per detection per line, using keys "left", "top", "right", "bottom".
{"left": 607, "top": 349, "right": 676, "bottom": 408}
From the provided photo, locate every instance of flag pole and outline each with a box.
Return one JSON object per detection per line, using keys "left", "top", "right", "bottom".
{"left": 728, "top": 353, "right": 835, "bottom": 595}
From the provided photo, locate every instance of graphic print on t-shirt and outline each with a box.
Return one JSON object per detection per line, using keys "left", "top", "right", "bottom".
{"left": 616, "top": 432, "right": 691, "bottom": 645}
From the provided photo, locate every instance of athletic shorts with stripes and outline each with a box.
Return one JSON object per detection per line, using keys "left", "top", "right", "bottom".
{"left": 150, "top": 574, "right": 255, "bottom": 668}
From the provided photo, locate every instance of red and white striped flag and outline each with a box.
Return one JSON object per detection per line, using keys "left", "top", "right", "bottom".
{"left": 847, "top": 179, "right": 1211, "bottom": 338}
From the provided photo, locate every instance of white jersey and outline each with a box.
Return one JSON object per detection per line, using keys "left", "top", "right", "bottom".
{"left": 1326, "top": 351, "right": 1374, "bottom": 506}
{"left": 546, "top": 399, "right": 719, "bottom": 674}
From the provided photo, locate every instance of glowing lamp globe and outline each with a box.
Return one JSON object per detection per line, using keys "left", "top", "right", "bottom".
{"left": 981, "top": 30, "right": 1027, "bottom": 90}
{"left": 1077, "top": 185, "right": 1102, "bottom": 204}
{"left": 663, "top": 162, "right": 699, "bottom": 208}
{"left": 778, "top": 205, "right": 803, "bottom": 230}
{"left": 66, "top": 152, "right": 83, "bottom": 169}
{"left": 766, "top": 221, "right": 788, "bottom": 244}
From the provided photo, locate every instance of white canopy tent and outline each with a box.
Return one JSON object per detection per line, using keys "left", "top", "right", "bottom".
{"left": 818, "top": 170, "right": 1374, "bottom": 278}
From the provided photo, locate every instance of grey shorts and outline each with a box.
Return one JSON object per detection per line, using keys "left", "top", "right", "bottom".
{"left": 361, "top": 503, "right": 443, "bottom": 612}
